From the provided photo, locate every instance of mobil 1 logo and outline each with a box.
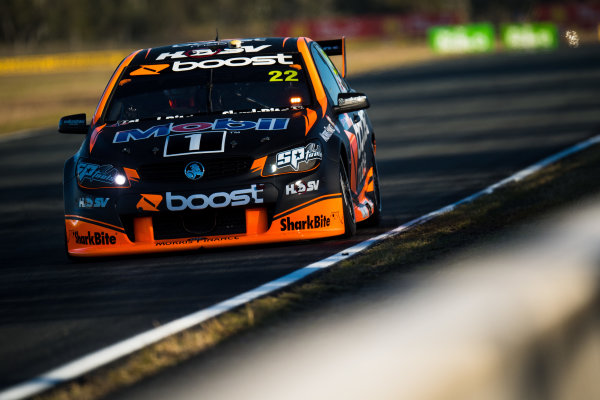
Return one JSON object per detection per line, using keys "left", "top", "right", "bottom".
{"left": 163, "top": 131, "right": 226, "bottom": 157}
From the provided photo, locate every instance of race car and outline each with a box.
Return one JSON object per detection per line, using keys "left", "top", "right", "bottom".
{"left": 59, "top": 37, "right": 380, "bottom": 257}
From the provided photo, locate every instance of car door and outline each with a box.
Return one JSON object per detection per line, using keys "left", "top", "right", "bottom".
{"left": 309, "top": 43, "right": 368, "bottom": 195}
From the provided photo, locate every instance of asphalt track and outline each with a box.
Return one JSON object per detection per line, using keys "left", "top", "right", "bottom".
{"left": 1, "top": 45, "right": 599, "bottom": 392}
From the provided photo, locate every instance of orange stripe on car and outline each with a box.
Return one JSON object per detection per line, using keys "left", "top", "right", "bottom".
{"left": 297, "top": 37, "right": 327, "bottom": 118}
{"left": 89, "top": 123, "right": 106, "bottom": 153}
{"left": 303, "top": 108, "right": 318, "bottom": 135}
{"left": 365, "top": 167, "right": 374, "bottom": 192}
{"left": 273, "top": 193, "right": 341, "bottom": 220}
{"left": 65, "top": 215, "right": 125, "bottom": 233}
{"left": 92, "top": 49, "right": 141, "bottom": 125}
{"left": 123, "top": 167, "right": 140, "bottom": 182}
{"left": 250, "top": 156, "right": 267, "bottom": 174}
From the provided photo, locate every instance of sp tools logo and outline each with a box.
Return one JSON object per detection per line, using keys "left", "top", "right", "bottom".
{"left": 276, "top": 143, "right": 322, "bottom": 171}
{"left": 130, "top": 64, "right": 170, "bottom": 76}
{"left": 137, "top": 194, "right": 164, "bottom": 212}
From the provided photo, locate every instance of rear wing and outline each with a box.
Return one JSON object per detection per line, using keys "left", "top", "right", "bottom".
{"left": 316, "top": 37, "right": 347, "bottom": 78}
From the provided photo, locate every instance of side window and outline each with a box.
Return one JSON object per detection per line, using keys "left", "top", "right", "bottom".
{"left": 310, "top": 44, "right": 346, "bottom": 101}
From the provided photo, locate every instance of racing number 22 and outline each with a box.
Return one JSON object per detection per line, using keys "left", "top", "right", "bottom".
{"left": 268, "top": 70, "right": 298, "bottom": 82}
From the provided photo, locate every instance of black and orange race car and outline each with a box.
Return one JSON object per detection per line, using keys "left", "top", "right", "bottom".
{"left": 59, "top": 37, "right": 380, "bottom": 257}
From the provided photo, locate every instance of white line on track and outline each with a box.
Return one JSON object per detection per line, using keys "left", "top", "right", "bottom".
{"left": 1, "top": 134, "right": 599, "bottom": 400}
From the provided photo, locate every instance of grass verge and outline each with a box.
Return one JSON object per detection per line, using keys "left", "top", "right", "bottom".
{"left": 31, "top": 142, "right": 600, "bottom": 400}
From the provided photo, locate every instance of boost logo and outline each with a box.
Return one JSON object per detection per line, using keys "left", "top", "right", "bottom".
{"left": 166, "top": 185, "right": 264, "bottom": 211}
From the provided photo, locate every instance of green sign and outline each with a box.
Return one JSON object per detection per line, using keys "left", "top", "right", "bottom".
{"left": 501, "top": 23, "right": 558, "bottom": 50}
{"left": 428, "top": 23, "right": 495, "bottom": 54}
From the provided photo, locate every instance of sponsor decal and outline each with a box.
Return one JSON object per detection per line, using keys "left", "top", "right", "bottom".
{"left": 78, "top": 196, "right": 109, "bottom": 208}
{"left": 353, "top": 109, "right": 369, "bottom": 180}
{"left": 285, "top": 180, "right": 320, "bottom": 195}
{"left": 164, "top": 131, "right": 226, "bottom": 157}
{"left": 130, "top": 64, "right": 170, "bottom": 76}
{"left": 70, "top": 231, "right": 116, "bottom": 245}
{"left": 166, "top": 184, "right": 264, "bottom": 211}
{"left": 357, "top": 203, "right": 370, "bottom": 219}
{"left": 172, "top": 54, "right": 292, "bottom": 71}
{"left": 280, "top": 214, "right": 331, "bottom": 231}
{"left": 63, "top": 118, "right": 86, "bottom": 125}
{"left": 77, "top": 161, "right": 120, "bottom": 185}
{"left": 184, "top": 161, "right": 205, "bottom": 180}
{"left": 222, "top": 107, "right": 291, "bottom": 114}
{"left": 171, "top": 39, "right": 266, "bottom": 48}
{"left": 325, "top": 115, "right": 340, "bottom": 131}
{"left": 156, "top": 45, "right": 271, "bottom": 60}
{"left": 320, "top": 123, "right": 336, "bottom": 142}
{"left": 137, "top": 194, "right": 163, "bottom": 212}
{"left": 276, "top": 143, "right": 322, "bottom": 171}
{"left": 107, "top": 119, "right": 140, "bottom": 128}
{"left": 113, "top": 118, "right": 289, "bottom": 143}
{"left": 155, "top": 236, "right": 240, "bottom": 246}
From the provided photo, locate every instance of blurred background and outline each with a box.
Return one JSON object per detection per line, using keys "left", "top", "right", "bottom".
{"left": 0, "top": 0, "right": 599, "bottom": 52}
{"left": 0, "top": 3, "right": 599, "bottom": 400}
{"left": 0, "top": 0, "right": 598, "bottom": 134}
{"left": 0, "top": 0, "right": 600, "bottom": 134}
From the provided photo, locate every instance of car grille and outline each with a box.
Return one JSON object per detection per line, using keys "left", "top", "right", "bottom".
{"left": 152, "top": 209, "right": 246, "bottom": 239}
{"left": 137, "top": 157, "right": 253, "bottom": 182}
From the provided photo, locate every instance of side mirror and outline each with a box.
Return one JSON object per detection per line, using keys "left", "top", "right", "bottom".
{"left": 332, "top": 93, "right": 370, "bottom": 114}
{"left": 59, "top": 114, "right": 89, "bottom": 134}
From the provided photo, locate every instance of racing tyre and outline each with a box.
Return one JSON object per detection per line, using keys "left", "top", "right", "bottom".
{"left": 340, "top": 165, "right": 356, "bottom": 237}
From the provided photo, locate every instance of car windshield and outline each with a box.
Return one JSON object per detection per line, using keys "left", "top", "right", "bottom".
{"left": 104, "top": 52, "right": 312, "bottom": 122}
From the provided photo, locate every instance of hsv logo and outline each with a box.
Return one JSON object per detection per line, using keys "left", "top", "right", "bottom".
{"left": 130, "top": 64, "right": 170, "bottom": 76}
{"left": 78, "top": 197, "right": 109, "bottom": 208}
{"left": 156, "top": 45, "right": 271, "bottom": 60}
{"left": 285, "top": 180, "right": 319, "bottom": 195}
{"left": 137, "top": 194, "right": 163, "bottom": 212}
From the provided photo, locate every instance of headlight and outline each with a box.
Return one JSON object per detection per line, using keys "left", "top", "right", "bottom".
{"left": 76, "top": 159, "right": 130, "bottom": 189}
{"left": 263, "top": 142, "right": 322, "bottom": 176}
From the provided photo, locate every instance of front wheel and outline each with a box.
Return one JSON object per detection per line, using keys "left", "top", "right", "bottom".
{"left": 340, "top": 165, "right": 356, "bottom": 237}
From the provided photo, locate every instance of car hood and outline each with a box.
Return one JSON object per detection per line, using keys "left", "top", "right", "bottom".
{"left": 88, "top": 110, "right": 312, "bottom": 166}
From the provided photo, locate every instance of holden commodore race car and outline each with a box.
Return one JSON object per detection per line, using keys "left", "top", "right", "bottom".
{"left": 59, "top": 37, "right": 380, "bottom": 257}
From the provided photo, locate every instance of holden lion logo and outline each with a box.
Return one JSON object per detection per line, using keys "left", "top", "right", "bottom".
{"left": 185, "top": 161, "right": 205, "bottom": 180}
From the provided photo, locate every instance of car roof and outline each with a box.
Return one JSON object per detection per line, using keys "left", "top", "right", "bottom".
{"left": 129, "top": 37, "right": 302, "bottom": 67}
